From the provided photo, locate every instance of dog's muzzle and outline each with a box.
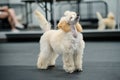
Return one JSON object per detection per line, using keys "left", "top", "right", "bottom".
{"left": 75, "top": 14, "right": 80, "bottom": 21}
{"left": 70, "top": 15, "right": 80, "bottom": 38}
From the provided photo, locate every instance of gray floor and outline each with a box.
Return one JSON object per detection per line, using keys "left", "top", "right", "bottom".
{"left": 0, "top": 42, "right": 120, "bottom": 80}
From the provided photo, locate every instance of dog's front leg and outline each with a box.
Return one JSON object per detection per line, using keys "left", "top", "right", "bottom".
{"left": 74, "top": 49, "right": 83, "bottom": 72}
{"left": 63, "top": 53, "right": 75, "bottom": 73}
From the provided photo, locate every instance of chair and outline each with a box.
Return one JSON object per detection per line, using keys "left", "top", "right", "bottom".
{"left": 0, "top": 18, "right": 11, "bottom": 31}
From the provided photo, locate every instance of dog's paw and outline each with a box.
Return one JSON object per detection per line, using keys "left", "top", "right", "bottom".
{"left": 64, "top": 66, "right": 75, "bottom": 73}
{"left": 37, "top": 66, "right": 48, "bottom": 70}
{"left": 37, "top": 63, "right": 48, "bottom": 69}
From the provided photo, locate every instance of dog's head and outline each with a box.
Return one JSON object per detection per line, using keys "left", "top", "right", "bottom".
{"left": 57, "top": 11, "right": 82, "bottom": 33}
{"left": 107, "top": 12, "right": 115, "bottom": 20}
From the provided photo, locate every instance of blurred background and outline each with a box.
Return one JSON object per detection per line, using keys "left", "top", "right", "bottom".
{"left": 0, "top": 0, "right": 120, "bottom": 30}
{"left": 0, "top": 0, "right": 120, "bottom": 42}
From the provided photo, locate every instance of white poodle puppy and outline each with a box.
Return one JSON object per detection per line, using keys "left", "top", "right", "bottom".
{"left": 34, "top": 10, "right": 85, "bottom": 73}
{"left": 96, "top": 12, "right": 116, "bottom": 30}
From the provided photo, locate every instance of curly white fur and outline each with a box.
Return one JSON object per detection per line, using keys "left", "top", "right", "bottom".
{"left": 34, "top": 10, "right": 85, "bottom": 73}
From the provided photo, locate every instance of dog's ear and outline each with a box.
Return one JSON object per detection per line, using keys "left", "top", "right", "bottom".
{"left": 76, "top": 22, "right": 83, "bottom": 32}
{"left": 57, "top": 20, "right": 71, "bottom": 32}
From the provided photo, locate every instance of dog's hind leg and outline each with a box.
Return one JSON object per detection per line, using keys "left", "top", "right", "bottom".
{"left": 37, "top": 44, "right": 52, "bottom": 69}
{"left": 98, "top": 23, "right": 105, "bottom": 30}
{"left": 37, "top": 51, "right": 50, "bottom": 69}
{"left": 48, "top": 52, "right": 59, "bottom": 67}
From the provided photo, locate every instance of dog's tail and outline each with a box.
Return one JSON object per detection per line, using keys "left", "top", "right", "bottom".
{"left": 96, "top": 12, "right": 103, "bottom": 20}
{"left": 34, "top": 10, "right": 51, "bottom": 31}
